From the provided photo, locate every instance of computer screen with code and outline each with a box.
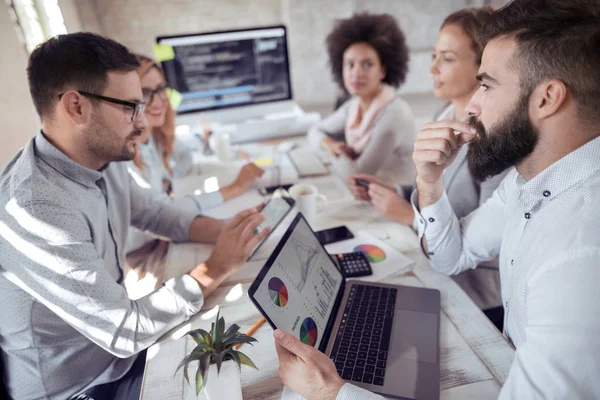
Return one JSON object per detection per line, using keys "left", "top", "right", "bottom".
{"left": 156, "top": 26, "right": 292, "bottom": 114}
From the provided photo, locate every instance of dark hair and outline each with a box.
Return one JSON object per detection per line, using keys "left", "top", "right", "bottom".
{"left": 326, "top": 13, "right": 409, "bottom": 89}
{"left": 442, "top": 7, "right": 495, "bottom": 65}
{"left": 27, "top": 32, "right": 139, "bottom": 119}
{"left": 479, "top": 0, "right": 600, "bottom": 122}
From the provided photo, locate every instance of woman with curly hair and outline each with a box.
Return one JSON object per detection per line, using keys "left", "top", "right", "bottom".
{"left": 348, "top": 7, "right": 509, "bottom": 315}
{"left": 125, "top": 56, "right": 264, "bottom": 295}
{"left": 308, "top": 13, "right": 416, "bottom": 185}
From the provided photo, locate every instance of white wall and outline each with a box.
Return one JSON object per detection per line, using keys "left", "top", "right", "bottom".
{"left": 0, "top": 4, "right": 40, "bottom": 170}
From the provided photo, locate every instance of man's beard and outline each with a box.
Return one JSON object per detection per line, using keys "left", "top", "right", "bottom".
{"left": 86, "top": 111, "right": 142, "bottom": 163}
{"left": 466, "top": 95, "right": 538, "bottom": 181}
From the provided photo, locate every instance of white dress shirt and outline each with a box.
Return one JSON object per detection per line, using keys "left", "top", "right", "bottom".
{"left": 338, "top": 136, "right": 600, "bottom": 399}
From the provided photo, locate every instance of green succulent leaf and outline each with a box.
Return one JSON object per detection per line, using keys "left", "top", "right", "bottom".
{"left": 187, "top": 328, "right": 212, "bottom": 346}
{"left": 198, "top": 329, "right": 213, "bottom": 346}
{"left": 195, "top": 363, "right": 204, "bottom": 395}
{"left": 225, "top": 350, "right": 242, "bottom": 368}
{"left": 200, "top": 352, "right": 211, "bottom": 382}
{"left": 222, "top": 334, "right": 257, "bottom": 349}
{"left": 187, "top": 331, "right": 205, "bottom": 345}
{"left": 183, "top": 361, "right": 190, "bottom": 385}
{"left": 222, "top": 323, "right": 241, "bottom": 342}
{"left": 213, "top": 314, "right": 225, "bottom": 352}
{"left": 174, "top": 343, "right": 209, "bottom": 376}
{"left": 213, "top": 352, "right": 224, "bottom": 374}
{"left": 235, "top": 350, "right": 258, "bottom": 370}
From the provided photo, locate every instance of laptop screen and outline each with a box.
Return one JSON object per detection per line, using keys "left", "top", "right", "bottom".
{"left": 156, "top": 26, "right": 292, "bottom": 114}
{"left": 250, "top": 215, "right": 344, "bottom": 350}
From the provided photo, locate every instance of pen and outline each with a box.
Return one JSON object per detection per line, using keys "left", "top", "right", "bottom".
{"left": 236, "top": 317, "right": 265, "bottom": 349}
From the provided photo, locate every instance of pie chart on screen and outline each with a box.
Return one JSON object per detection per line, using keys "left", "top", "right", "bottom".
{"left": 268, "top": 277, "right": 289, "bottom": 308}
{"left": 300, "top": 317, "right": 318, "bottom": 347}
{"left": 354, "top": 244, "right": 386, "bottom": 263}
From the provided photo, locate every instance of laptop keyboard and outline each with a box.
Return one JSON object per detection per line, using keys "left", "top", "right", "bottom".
{"left": 329, "top": 284, "right": 397, "bottom": 386}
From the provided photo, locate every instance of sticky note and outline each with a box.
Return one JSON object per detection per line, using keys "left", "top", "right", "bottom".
{"left": 153, "top": 44, "right": 175, "bottom": 62}
{"left": 254, "top": 158, "right": 274, "bottom": 167}
{"left": 167, "top": 88, "right": 182, "bottom": 110}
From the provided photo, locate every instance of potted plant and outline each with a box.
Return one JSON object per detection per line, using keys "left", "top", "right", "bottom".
{"left": 175, "top": 312, "right": 258, "bottom": 399}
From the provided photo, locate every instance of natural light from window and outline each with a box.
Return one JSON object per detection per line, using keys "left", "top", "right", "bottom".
{"left": 8, "top": 0, "right": 67, "bottom": 52}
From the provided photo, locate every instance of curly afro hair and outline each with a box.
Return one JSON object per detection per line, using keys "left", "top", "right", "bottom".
{"left": 326, "top": 13, "right": 409, "bottom": 89}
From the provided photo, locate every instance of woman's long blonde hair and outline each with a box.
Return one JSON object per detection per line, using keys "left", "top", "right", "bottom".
{"left": 133, "top": 55, "right": 175, "bottom": 175}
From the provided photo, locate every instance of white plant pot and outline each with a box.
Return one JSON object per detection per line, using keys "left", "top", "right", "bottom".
{"left": 203, "top": 360, "right": 243, "bottom": 400}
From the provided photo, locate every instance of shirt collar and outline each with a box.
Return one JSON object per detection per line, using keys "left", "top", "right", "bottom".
{"left": 518, "top": 135, "right": 600, "bottom": 207}
{"left": 34, "top": 131, "right": 103, "bottom": 188}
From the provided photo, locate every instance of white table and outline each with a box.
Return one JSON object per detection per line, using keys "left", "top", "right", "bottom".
{"left": 140, "top": 145, "right": 514, "bottom": 400}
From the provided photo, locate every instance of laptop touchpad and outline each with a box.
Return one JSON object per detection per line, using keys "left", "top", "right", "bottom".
{"left": 391, "top": 309, "right": 438, "bottom": 363}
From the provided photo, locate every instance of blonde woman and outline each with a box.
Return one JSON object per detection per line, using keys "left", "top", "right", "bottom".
{"left": 125, "top": 56, "right": 264, "bottom": 295}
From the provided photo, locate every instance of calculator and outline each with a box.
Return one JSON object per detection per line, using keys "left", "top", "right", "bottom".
{"left": 335, "top": 252, "right": 373, "bottom": 278}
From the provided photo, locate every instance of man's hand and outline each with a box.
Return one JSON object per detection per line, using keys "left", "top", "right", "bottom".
{"left": 188, "top": 207, "right": 268, "bottom": 296}
{"left": 368, "top": 184, "right": 415, "bottom": 226}
{"left": 322, "top": 137, "right": 354, "bottom": 160}
{"left": 413, "top": 120, "right": 476, "bottom": 208}
{"left": 274, "top": 329, "right": 344, "bottom": 400}
{"left": 222, "top": 163, "right": 265, "bottom": 200}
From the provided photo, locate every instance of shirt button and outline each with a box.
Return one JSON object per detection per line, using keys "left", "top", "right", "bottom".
{"left": 543, "top": 190, "right": 551, "bottom": 197}
{"left": 511, "top": 259, "right": 514, "bottom": 265}
{"left": 428, "top": 217, "right": 435, "bottom": 223}
{"left": 505, "top": 301, "right": 509, "bottom": 308}
{"left": 427, "top": 252, "right": 434, "bottom": 256}
{"left": 419, "top": 219, "right": 424, "bottom": 224}
{"left": 524, "top": 212, "right": 531, "bottom": 219}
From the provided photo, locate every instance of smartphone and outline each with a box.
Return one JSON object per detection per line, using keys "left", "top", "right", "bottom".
{"left": 258, "top": 183, "right": 294, "bottom": 196}
{"left": 354, "top": 178, "right": 370, "bottom": 189}
{"left": 249, "top": 196, "right": 295, "bottom": 259}
{"left": 315, "top": 225, "right": 354, "bottom": 245}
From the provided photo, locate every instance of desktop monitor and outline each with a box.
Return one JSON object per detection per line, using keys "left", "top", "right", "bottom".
{"left": 156, "top": 25, "right": 293, "bottom": 116}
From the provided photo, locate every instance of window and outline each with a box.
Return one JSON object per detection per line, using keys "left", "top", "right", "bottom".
{"left": 7, "top": 0, "right": 67, "bottom": 53}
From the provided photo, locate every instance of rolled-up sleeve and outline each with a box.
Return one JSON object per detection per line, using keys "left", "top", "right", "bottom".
{"left": 1, "top": 200, "right": 204, "bottom": 359}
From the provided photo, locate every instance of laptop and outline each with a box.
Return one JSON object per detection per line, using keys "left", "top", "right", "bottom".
{"left": 156, "top": 26, "right": 320, "bottom": 143}
{"left": 249, "top": 214, "right": 441, "bottom": 399}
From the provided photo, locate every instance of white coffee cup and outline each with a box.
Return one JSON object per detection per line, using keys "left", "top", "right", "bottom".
{"left": 288, "top": 183, "right": 328, "bottom": 222}
{"left": 209, "top": 133, "right": 232, "bottom": 161}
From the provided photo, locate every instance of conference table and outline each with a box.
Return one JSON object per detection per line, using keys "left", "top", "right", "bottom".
{"left": 139, "top": 139, "right": 515, "bottom": 400}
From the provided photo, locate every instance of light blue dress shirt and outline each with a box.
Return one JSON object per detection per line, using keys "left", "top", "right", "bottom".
{"left": 0, "top": 132, "right": 205, "bottom": 400}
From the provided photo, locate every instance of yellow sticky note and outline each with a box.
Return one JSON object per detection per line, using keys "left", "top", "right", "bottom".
{"left": 153, "top": 43, "right": 175, "bottom": 62}
{"left": 254, "top": 158, "right": 274, "bottom": 167}
{"left": 167, "top": 88, "right": 182, "bottom": 110}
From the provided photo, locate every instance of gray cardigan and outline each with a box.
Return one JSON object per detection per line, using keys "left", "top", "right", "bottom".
{"left": 308, "top": 95, "right": 417, "bottom": 186}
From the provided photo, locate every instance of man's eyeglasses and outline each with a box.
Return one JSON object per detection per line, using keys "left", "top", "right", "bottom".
{"left": 58, "top": 91, "right": 146, "bottom": 122}
{"left": 142, "top": 85, "right": 169, "bottom": 104}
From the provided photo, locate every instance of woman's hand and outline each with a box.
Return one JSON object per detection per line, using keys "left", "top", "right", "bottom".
{"left": 322, "top": 137, "right": 355, "bottom": 159}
